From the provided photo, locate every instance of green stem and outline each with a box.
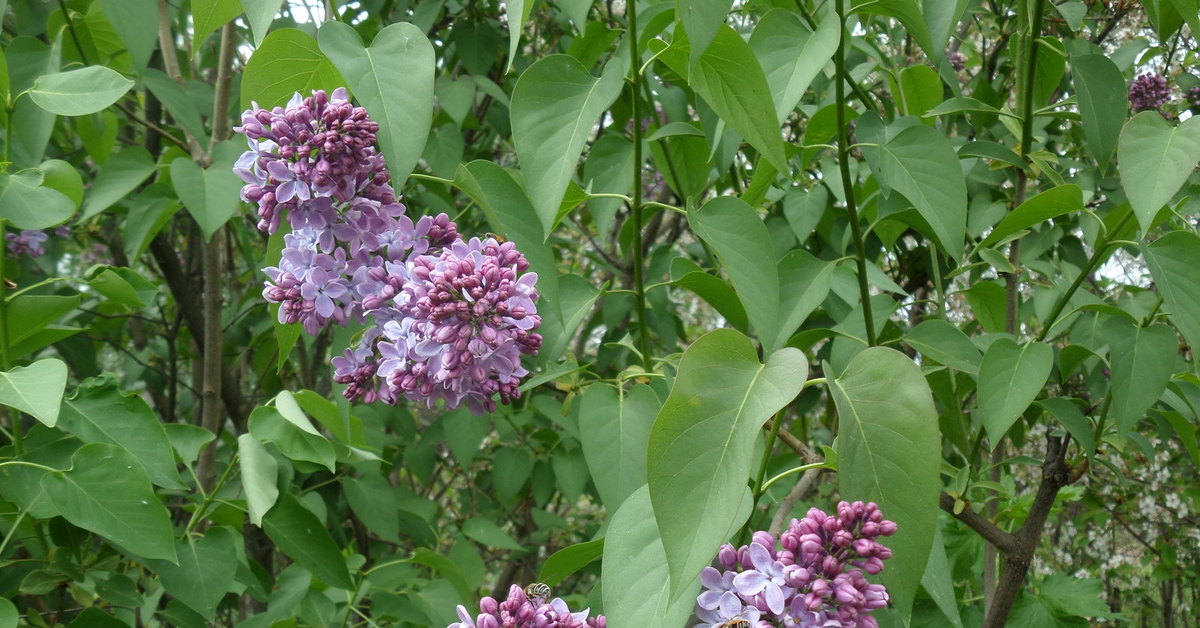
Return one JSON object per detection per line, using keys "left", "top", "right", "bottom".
{"left": 834, "top": 0, "right": 877, "bottom": 346}
{"left": 0, "top": 218, "right": 15, "bottom": 456}
{"left": 628, "top": 0, "right": 652, "bottom": 371}
{"left": 760, "top": 461, "right": 830, "bottom": 493}
{"left": 0, "top": 460, "right": 61, "bottom": 473}
{"left": 0, "top": 505, "right": 28, "bottom": 558}
{"left": 184, "top": 452, "right": 239, "bottom": 536}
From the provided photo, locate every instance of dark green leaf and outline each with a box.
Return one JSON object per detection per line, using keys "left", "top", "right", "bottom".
{"left": 831, "top": 347, "right": 940, "bottom": 621}
{"left": 578, "top": 383, "right": 659, "bottom": 510}
{"left": 263, "top": 493, "right": 353, "bottom": 590}
{"left": 344, "top": 472, "right": 400, "bottom": 542}
{"left": 81, "top": 146, "right": 156, "bottom": 220}
{"left": 1038, "top": 398, "right": 1094, "bottom": 459}
{"left": 170, "top": 140, "right": 244, "bottom": 240}
{"left": 772, "top": 250, "right": 834, "bottom": 351}
{"left": 1144, "top": 232, "right": 1200, "bottom": 356}
{"left": 904, "top": 319, "right": 982, "bottom": 374}
{"left": 538, "top": 538, "right": 604, "bottom": 587}
{"left": 667, "top": 260, "right": 749, "bottom": 334}
{"left": 749, "top": 9, "right": 839, "bottom": 123}
{"left": 1107, "top": 320, "right": 1177, "bottom": 433}
{"left": 462, "top": 517, "right": 523, "bottom": 551}
{"left": 978, "top": 339, "right": 1053, "bottom": 442}
{"left": 981, "top": 184, "right": 1082, "bottom": 246}
{"left": 878, "top": 125, "right": 968, "bottom": 259}
{"left": 504, "top": 0, "right": 534, "bottom": 72}
{"left": 492, "top": 446, "right": 533, "bottom": 501}
{"left": 248, "top": 404, "right": 334, "bottom": 471}
{"left": 677, "top": 0, "right": 732, "bottom": 65}
{"left": 240, "top": 28, "right": 347, "bottom": 110}
{"left": 39, "top": 159, "right": 82, "bottom": 208}
{"left": 152, "top": 526, "right": 238, "bottom": 620}
{"left": 192, "top": 0, "right": 243, "bottom": 53}
{"left": 140, "top": 69, "right": 209, "bottom": 147}
{"left": 1072, "top": 54, "right": 1126, "bottom": 173}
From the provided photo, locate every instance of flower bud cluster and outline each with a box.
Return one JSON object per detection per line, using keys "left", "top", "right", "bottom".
{"left": 448, "top": 584, "right": 605, "bottom": 628}
{"left": 236, "top": 89, "right": 540, "bottom": 413}
{"left": 1128, "top": 73, "right": 1170, "bottom": 112}
{"left": 695, "top": 501, "right": 895, "bottom": 628}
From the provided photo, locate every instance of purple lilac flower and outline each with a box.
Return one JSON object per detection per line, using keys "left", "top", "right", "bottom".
{"left": 1129, "top": 73, "right": 1170, "bottom": 112}
{"left": 236, "top": 89, "right": 541, "bottom": 413}
{"left": 695, "top": 502, "right": 896, "bottom": 628}
{"left": 6, "top": 230, "right": 49, "bottom": 257}
{"left": 1187, "top": 86, "right": 1200, "bottom": 112}
{"left": 948, "top": 51, "right": 966, "bottom": 72}
{"left": 448, "top": 584, "right": 605, "bottom": 628}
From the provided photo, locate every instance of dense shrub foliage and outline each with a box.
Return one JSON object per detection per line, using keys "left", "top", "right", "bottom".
{"left": 0, "top": 0, "right": 1198, "bottom": 627}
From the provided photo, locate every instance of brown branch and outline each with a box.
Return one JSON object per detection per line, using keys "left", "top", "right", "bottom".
{"left": 939, "top": 492, "right": 1021, "bottom": 556}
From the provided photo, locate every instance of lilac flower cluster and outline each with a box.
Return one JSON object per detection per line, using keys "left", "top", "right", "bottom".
{"left": 1187, "top": 86, "right": 1200, "bottom": 112}
{"left": 1128, "top": 73, "right": 1170, "bottom": 112}
{"left": 235, "top": 89, "right": 541, "bottom": 413}
{"left": 695, "top": 502, "right": 896, "bottom": 628}
{"left": 6, "top": 230, "right": 49, "bottom": 257}
{"left": 448, "top": 585, "right": 605, "bottom": 628}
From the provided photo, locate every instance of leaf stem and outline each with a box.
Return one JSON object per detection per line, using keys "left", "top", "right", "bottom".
{"left": 760, "top": 461, "right": 831, "bottom": 493}
{"left": 0, "top": 460, "right": 61, "bottom": 473}
{"left": 184, "top": 451, "right": 240, "bottom": 536}
{"left": 627, "top": 0, "right": 652, "bottom": 371}
{"left": 834, "top": 0, "right": 876, "bottom": 346}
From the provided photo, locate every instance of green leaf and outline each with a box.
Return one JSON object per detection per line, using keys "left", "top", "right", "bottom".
{"left": 237, "top": 434, "right": 279, "bottom": 526}
{"left": 923, "top": 0, "right": 969, "bottom": 59}
{"left": 152, "top": 526, "right": 238, "bottom": 620}
{"left": 688, "top": 196, "right": 780, "bottom": 344}
{"left": 192, "top": 0, "right": 243, "bottom": 53}
{"left": 410, "top": 547, "right": 473, "bottom": 604}
{"left": 923, "top": 96, "right": 1010, "bottom": 118}
{"left": 852, "top": 0, "right": 934, "bottom": 58}
{"left": 123, "top": 186, "right": 180, "bottom": 261}
{"left": 1038, "top": 398, "right": 1094, "bottom": 460}
{"left": 601, "top": 485, "right": 701, "bottom": 628}
{"left": 240, "top": 28, "right": 347, "bottom": 110}
{"left": 830, "top": 346, "right": 940, "bottom": 621}
{"left": 170, "top": 140, "right": 245, "bottom": 240}
{"left": 503, "top": 0, "right": 535, "bottom": 73}
{"left": 578, "top": 383, "right": 659, "bottom": 510}
{"left": 42, "top": 443, "right": 177, "bottom": 563}
{"left": 538, "top": 538, "right": 604, "bottom": 587}
{"left": 667, "top": 261, "right": 749, "bottom": 334}
{"left": 28, "top": 65, "right": 133, "bottom": 116}
{"left": 0, "top": 598, "right": 16, "bottom": 628}
{"left": 772, "top": 250, "right": 834, "bottom": 351}
{"left": 0, "top": 358, "right": 67, "bottom": 428}
{"left": 344, "top": 472, "right": 399, "bottom": 542}
{"left": 140, "top": 69, "right": 209, "bottom": 147}
{"left": 1037, "top": 574, "right": 1114, "bottom": 618}
{"left": 981, "top": 184, "right": 1083, "bottom": 247}
{"left": 263, "top": 493, "right": 354, "bottom": 590}
{"left": 978, "top": 339, "right": 1053, "bottom": 442}
{"left": 656, "top": 25, "right": 787, "bottom": 172}
{"left": 81, "top": 146, "right": 157, "bottom": 220}
{"left": 1144, "top": 231, "right": 1200, "bottom": 354}
{"left": 0, "top": 171, "right": 75, "bottom": 229}
{"left": 920, "top": 524, "right": 965, "bottom": 628}
{"left": 749, "top": 9, "right": 839, "bottom": 124}
{"left": 511, "top": 55, "right": 624, "bottom": 234}
{"left": 39, "top": 159, "right": 83, "bottom": 208}
{"left": 58, "top": 377, "right": 185, "bottom": 489}
{"left": 647, "top": 329, "right": 808, "bottom": 598}
{"left": 319, "top": 21, "right": 435, "bottom": 189}
{"left": 904, "top": 319, "right": 982, "bottom": 374}
{"left": 1071, "top": 54, "right": 1125, "bottom": 174}
{"left": 248, "top": 404, "right": 335, "bottom": 471}
{"left": 878, "top": 125, "right": 968, "bottom": 259}
{"left": 492, "top": 447, "right": 534, "bottom": 501}
{"left": 899, "top": 64, "right": 943, "bottom": 119}
{"left": 241, "top": 0, "right": 282, "bottom": 46}
{"left": 163, "top": 423, "right": 214, "bottom": 467}
{"left": 1107, "top": 320, "right": 1177, "bottom": 433}
{"left": 1118, "top": 111, "right": 1200, "bottom": 231}
{"left": 678, "top": 0, "right": 733, "bottom": 65}
{"left": 98, "top": 0, "right": 157, "bottom": 70}
{"left": 462, "top": 517, "right": 524, "bottom": 551}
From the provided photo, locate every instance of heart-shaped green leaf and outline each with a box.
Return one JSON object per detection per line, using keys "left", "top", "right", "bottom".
{"left": 29, "top": 66, "right": 133, "bottom": 116}
{"left": 170, "top": 140, "right": 244, "bottom": 240}
{"left": 0, "top": 358, "right": 67, "bottom": 428}
{"left": 979, "top": 338, "right": 1054, "bottom": 442}
{"left": 0, "top": 171, "right": 75, "bottom": 229}
{"left": 152, "top": 526, "right": 238, "bottom": 620}
{"left": 1144, "top": 231, "right": 1200, "bottom": 354}
{"left": 1118, "top": 111, "right": 1200, "bottom": 231}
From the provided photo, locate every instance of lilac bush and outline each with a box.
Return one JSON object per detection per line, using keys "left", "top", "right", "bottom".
{"left": 235, "top": 89, "right": 541, "bottom": 413}
{"left": 448, "top": 584, "right": 606, "bottom": 628}
{"left": 695, "top": 502, "right": 896, "bottom": 628}
{"left": 1128, "top": 73, "right": 1170, "bottom": 112}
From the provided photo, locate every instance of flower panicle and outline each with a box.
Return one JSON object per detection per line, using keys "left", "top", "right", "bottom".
{"left": 449, "top": 584, "right": 605, "bottom": 628}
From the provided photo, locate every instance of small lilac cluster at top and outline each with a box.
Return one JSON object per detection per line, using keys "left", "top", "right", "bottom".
{"left": 1128, "top": 73, "right": 1170, "bottom": 112}
{"left": 694, "top": 502, "right": 895, "bottom": 628}
{"left": 234, "top": 89, "right": 541, "bottom": 414}
{"left": 448, "top": 585, "right": 605, "bottom": 628}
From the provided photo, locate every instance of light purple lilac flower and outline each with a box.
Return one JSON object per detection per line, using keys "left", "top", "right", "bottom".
{"left": 6, "top": 230, "right": 49, "bottom": 257}
{"left": 448, "top": 584, "right": 605, "bottom": 628}
{"left": 1128, "top": 73, "right": 1170, "bottom": 112}
{"left": 1187, "top": 86, "right": 1200, "bottom": 112}
{"left": 237, "top": 89, "right": 540, "bottom": 413}
{"left": 697, "top": 501, "right": 896, "bottom": 628}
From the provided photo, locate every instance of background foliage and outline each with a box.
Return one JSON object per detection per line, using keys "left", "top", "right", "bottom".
{"left": 0, "top": 0, "right": 1199, "bottom": 626}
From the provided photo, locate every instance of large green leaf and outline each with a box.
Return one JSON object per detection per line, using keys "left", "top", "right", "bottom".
{"left": 578, "top": 383, "right": 659, "bottom": 510}
{"left": 57, "top": 378, "right": 185, "bottom": 490}
{"left": 170, "top": 140, "right": 244, "bottom": 240}
{"left": 503, "top": 0, "right": 535, "bottom": 72}
{"left": 263, "top": 493, "right": 354, "bottom": 590}
{"left": 42, "top": 443, "right": 177, "bottom": 563}
{"left": 97, "top": 0, "right": 157, "bottom": 70}
{"left": 0, "top": 597, "right": 16, "bottom": 627}
{"left": 511, "top": 55, "right": 624, "bottom": 233}
{"left": 80, "top": 146, "right": 156, "bottom": 220}
{"left": 538, "top": 538, "right": 604, "bottom": 587}
{"left": 1107, "top": 320, "right": 1177, "bottom": 433}
{"left": 749, "top": 10, "right": 839, "bottom": 124}
{"left": 152, "top": 526, "right": 238, "bottom": 620}
{"left": 28, "top": 65, "right": 133, "bottom": 116}
{"left": 981, "top": 184, "right": 1083, "bottom": 247}
{"left": 647, "top": 329, "right": 808, "bottom": 598}
{"left": 878, "top": 125, "right": 968, "bottom": 260}
{"left": 6, "top": 37, "right": 58, "bottom": 169}
{"left": 852, "top": 0, "right": 934, "bottom": 58}
{"left": 240, "top": 28, "right": 347, "bottom": 110}
{"left": 0, "top": 358, "right": 67, "bottom": 428}
{"left": 1071, "top": 54, "right": 1126, "bottom": 174}
{"left": 830, "top": 347, "right": 940, "bottom": 621}
{"left": 248, "top": 405, "right": 335, "bottom": 471}
{"left": 319, "top": 21, "right": 434, "bottom": 189}
{"left": 601, "top": 485, "right": 701, "bottom": 628}
{"left": 191, "top": 0, "right": 243, "bottom": 52}
{"left": 1144, "top": 231, "right": 1200, "bottom": 354}
{"left": 656, "top": 25, "right": 787, "bottom": 172}
{"left": 344, "top": 472, "right": 400, "bottom": 543}
{"left": 1118, "top": 111, "right": 1200, "bottom": 231}
{"left": 240, "top": 0, "right": 282, "bottom": 46}
{"left": 688, "top": 196, "right": 780, "bottom": 344}
{"left": 904, "top": 319, "right": 981, "bottom": 374}
{"left": 978, "top": 339, "right": 1053, "bottom": 442}
{"left": 677, "top": 0, "right": 733, "bottom": 65}
{"left": 923, "top": 0, "right": 969, "bottom": 59}
{"left": 0, "top": 171, "right": 75, "bottom": 229}
{"left": 237, "top": 434, "right": 279, "bottom": 526}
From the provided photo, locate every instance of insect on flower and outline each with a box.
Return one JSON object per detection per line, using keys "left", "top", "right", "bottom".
{"left": 714, "top": 619, "right": 750, "bottom": 628}
{"left": 523, "top": 582, "right": 551, "bottom": 601}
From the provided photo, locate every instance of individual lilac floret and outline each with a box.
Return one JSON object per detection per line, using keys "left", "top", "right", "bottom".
{"left": 948, "top": 51, "right": 966, "bottom": 72}
{"left": 1128, "top": 73, "right": 1170, "bottom": 112}
{"left": 372, "top": 236, "right": 543, "bottom": 414}
{"left": 6, "top": 230, "right": 49, "bottom": 257}
{"left": 448, "top": 584, "right": 605, "bottom": 628}
{"left": 1187, "top": 86, "right": 1200, "bottom": 112}
{"left": 694, "top": 501, "right": 896, "bottom": 628}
